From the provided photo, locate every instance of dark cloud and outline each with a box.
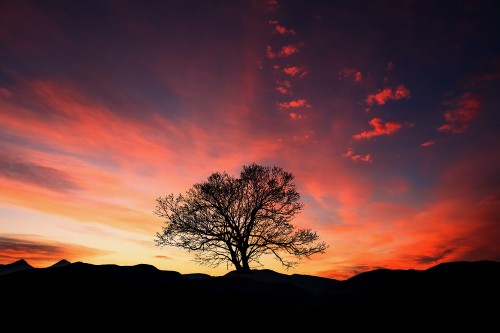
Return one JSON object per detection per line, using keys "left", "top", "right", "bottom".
{"left": 0, "top": 153, "right": 80, "bottom": 190}
{"left": 415, "top": 248, "right": 456, "bottom": 264}
{"left": 0, "top": 235, "right": 64, "bottom": 254}
{"left": 438, "top": 93, "right": 480, "bottom": 134}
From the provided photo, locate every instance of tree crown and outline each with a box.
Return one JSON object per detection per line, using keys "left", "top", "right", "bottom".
{"left": 154, "top": 163, "right": 328, "bottom": 271}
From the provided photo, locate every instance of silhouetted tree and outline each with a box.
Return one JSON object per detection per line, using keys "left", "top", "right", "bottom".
{"left": 154, "top": 163, "right": 328, "bottom": 272}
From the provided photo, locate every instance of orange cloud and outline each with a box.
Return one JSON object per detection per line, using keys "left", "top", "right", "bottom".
{"left": 154, "top": 255, "right": 171, "bottom": 260}
{"left": 353, "top": 118, "right": 403, "bottom": 139}
{"left": 0, "top": 74, "right": 294, "bottom": 244}
{"left": 366, "top": 85, "right": 410, "bottom": 105}
{"left": 343, "top": 148, "right": 372, "bottom": 163}
{"left": 277, "top": 99, "right": 311, "bottom": 110}
{"left": 438, "top": 93, "right": 480, "bottom": 133}
{"left": 283, "top": 66, "right": 308, "bottom": 77}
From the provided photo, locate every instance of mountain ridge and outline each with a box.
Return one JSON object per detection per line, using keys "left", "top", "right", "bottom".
{"left": 0, "top": 258, "right": 498, "bottom": 328}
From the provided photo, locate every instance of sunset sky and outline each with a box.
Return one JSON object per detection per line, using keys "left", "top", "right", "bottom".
{"left": 1, "top": 0, "right": 499, "bottom": 280}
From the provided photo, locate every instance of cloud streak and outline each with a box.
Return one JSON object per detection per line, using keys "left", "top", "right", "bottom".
{"left": 366, "top": 85, "right": 411, "bottom": 105}
{"left": 283, "top": 66, "right": 308, "bottom": 77}
{"left": 343, "top": 149, "right": 372, "bottom": 163}
{"left": 438, "top": 93, "right": 480, "bottom": 133}
{"left": 353, "top": 118, "right": 403, "bottom": 139}
{"left": 0, "top": 153, "right": 80, "bottom": 191}
{"left": 338, "top": 68, "right": 362, "bottom": 82}
{"left": 276, "top": 99, "right": 312, "bottom": 110}
{"left": 266, "top": 44, "right": 302, "bottom": 59}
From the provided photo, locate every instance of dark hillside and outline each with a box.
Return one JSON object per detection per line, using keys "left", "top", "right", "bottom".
{"left": 1, "top": 260, "right": 498, "bottom": 329}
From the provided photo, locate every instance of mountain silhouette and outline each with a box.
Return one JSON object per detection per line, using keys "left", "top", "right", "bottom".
{"left": 0, "top": 259, "right": 498, "bottom": 329}
{"left": 0, "top": 259, "right": 33, "bottom": 275}
{"left": 49, "top": 259, "right": 71, "bottom": 268}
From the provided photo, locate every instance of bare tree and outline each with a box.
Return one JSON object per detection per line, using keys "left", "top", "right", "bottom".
{"left": 154, "top": 163, "right": 328, "bottom": 272}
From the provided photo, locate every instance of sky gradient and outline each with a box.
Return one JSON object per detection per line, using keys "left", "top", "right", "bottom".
{"left": 1, "top": 0, "right": 499, "bottom": 279}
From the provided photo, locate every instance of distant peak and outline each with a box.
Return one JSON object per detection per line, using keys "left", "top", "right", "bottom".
{"left": 13, "top": 259, "right": 32, "bottom": 268}
{"left": 0, "top": 259, "right": 34, "bottom": 275}
{"left": 50, "top": 259, "right": 71, "bottom": 268}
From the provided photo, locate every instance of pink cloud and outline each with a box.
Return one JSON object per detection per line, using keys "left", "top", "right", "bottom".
{"left": 288, "top": 112, "right": 303, "bottom": 120}
{"left": 354, "top": 72, "right": 362, "bottom": 82}
{"left": 283, "top": 66, "right": 308, "bottom": 77}
{"left": 384, "top": 177, "right": 410, "bottom": 195}
{"left": 266, "top": 0, "right": 278, "bottom": 13}
{"left": 421, "top": 141, "right": 435, "bottom": 147}
{"left": 353, "top": 118, "right": 403, "bottom": 139}
{"left": 274, "top": 25, "right": 296, "bottom": 35}
{"left": 343, "top": 148, "right": 372, "bottom": 163}
{"left": 277, "top": 99, "right": 311, "bottom": 109}
{"left": 276, "top": 87, "right": 287, "bottom": 94}
{"left": 279, "top": 44, "right": 300, "bottom": 57}
{"left": 0, "top": 87, "right": 13, "bottom": 98}
{"left": 275, "top": 80, "right": 291, "bottom": 94}
{"left": 438, "top": 93, "right": 480, "bottom": 134}
{"left": 267, "top": 44, "right": 302, "bottom": 59}
{"left": 338, "top": 68, "right": 362, "bottom": 82}
{"left": 365, "top": 85, "right": 410, "bottom": 105}
{"left": 266, "top": 46, "right": 276, "bottom": 59}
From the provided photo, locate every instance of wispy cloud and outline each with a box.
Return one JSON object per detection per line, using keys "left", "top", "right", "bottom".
{"left": 412, "top": 248, "right": 456, "bottom": 264}
{"left": 268, "top": 20, "right": 296, "bottom": 35}
{"left": 276, "top": 99, "right": 311, "bottom": 110}
{"left": 343, "top": 148, "right": 372, "bottom": 163}
{"left": 275, "top": 80, "right": 291, "bottom": 94}
{"left": 421, "top": 141, "right": 435, "bottom": 147}
{"left": 266, "top": 44, "right": 302, "bottom": 59}
{"left": 366, "top": 85, "right": 410, "bottom": 105}
{"left": 288, "top": 112, "right": 303, "bottom": 120}
{"left": 283, "top": 66, "right": 308, "bottom": 77}
{"left": 154, "top": 255, "right": 171, "bottom": 260}
{"left": 266, "top": 0, "right": 279, "bottom": 13}
{"left": 353, "top": 118, "right": 403, "bottom": 139}
{"left": 0, "top": 87, "right": 13, "bottom": 98}
{"left": 274, "top": 25, "right": 296, "bottom": 35}
{"left": 0, "top": 153, "right": 80, "bottom": 191}
{"left": 338, "top": 68, "right": 362, "bottom": 82}
{"left": 438, "top": 93, "right": 480, "bottom": 134}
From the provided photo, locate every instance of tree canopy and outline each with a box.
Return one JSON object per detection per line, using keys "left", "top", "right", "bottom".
{"left": 154, "top": 163, "right": 328, "bottom": 272}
